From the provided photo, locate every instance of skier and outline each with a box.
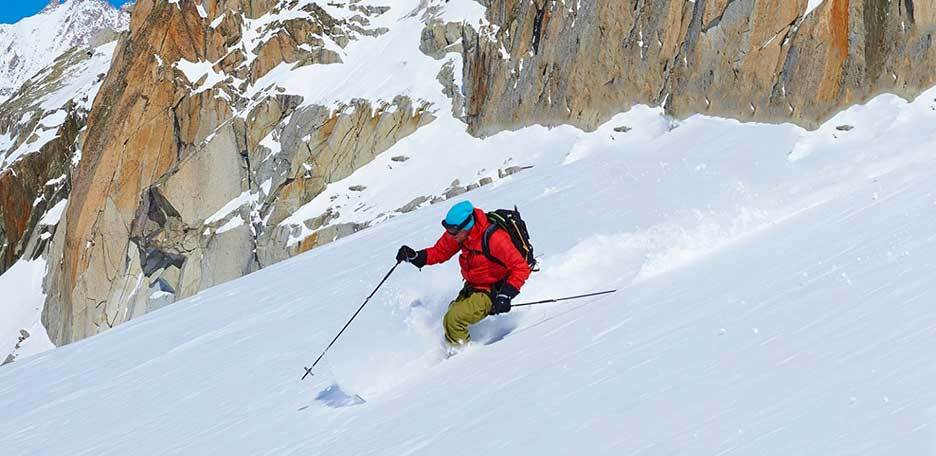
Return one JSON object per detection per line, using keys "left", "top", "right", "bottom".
{"left": 396, "top": 200, "right": 531, "bottom": 348}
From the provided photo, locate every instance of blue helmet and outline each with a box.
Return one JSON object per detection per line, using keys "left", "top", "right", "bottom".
{"left": 443, "top": 200, "right": 475, "bottom": 231}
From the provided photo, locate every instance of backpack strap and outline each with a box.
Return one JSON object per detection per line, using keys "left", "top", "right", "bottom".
{"left": 481, "top": 223, "right": 506, "bottom": 267}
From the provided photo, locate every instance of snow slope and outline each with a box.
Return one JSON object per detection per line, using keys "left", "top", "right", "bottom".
{"left": 0, "top": 0, "right": 128, "bottom": 103}
{"left": 0, "top": 259, "right": 53, "bottom": 364}
{"left": 1, "top": 83, "right": 936, "bottom": 454}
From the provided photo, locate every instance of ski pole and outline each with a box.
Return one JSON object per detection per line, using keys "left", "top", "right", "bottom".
{"left": 302, "top": 261, "right": 401, "bottom": 380}
{"left": 511, "top": 289, "right": 617, "bottom": 308}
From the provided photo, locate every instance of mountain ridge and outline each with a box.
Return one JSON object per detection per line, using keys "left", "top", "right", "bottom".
{"left": 0, "top": 0, "right": 129, "bottom": 103}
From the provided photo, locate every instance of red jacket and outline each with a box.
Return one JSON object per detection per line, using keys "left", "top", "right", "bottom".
{"left": 424, "top": 208, "right": 530, "bottom": 293}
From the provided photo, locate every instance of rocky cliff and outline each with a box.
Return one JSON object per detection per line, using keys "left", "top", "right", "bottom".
{"left": 0, "top": 0, "right": 128, "bottom": 277}
{"left": 0, "top": 0, "right": 128, "bottom": 361}
{"left": 46, "top": 0, "right": 435, "bottom": 344}
{"left": 3, "top": 0, "right": 935, "bottom": 349}
{"left": 457, "top": 0, "right": 936, "bottom": 136}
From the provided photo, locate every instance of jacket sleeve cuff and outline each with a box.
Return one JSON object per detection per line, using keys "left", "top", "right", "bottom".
{"left": 412, "top": 249, "right": 428, "bottom": 268}
{"left": 499, "top": 283, "right": 520, "bottom": 299}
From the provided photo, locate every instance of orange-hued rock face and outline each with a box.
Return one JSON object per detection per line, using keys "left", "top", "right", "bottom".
{"left": 0, "top": 131, "right": 72, "bottom": 272}
{"left": 44, "top": 0, "right": 429, "bottom": 344}
{"left": 0, "top": 170, "right": 33, "bottom": 269}
{"left": 814, "top": 0, "right": 851, "bottom": 102}
{"left": 60, "top": 0, "right": 205, "bottom": 343}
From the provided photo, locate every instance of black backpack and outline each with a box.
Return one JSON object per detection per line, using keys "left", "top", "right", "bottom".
{"left": 481, "top": 207, "right": 538, "bottom": 272}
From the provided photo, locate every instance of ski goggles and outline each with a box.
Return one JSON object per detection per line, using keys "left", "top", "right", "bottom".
{"left": 441, "top": 213, "right": 473, "bottom": 235}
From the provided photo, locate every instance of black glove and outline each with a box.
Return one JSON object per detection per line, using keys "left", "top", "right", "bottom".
{"left": 396, "top": 245, "right": 427, "bottom": 268}
{"left": 396, "top": 245, "right": 417, "bottom": 263}
{"left": 490, "top": 294, "right": 512, "bottom": 315}
{"left": 490, "top": 284, "right": 519, "bottom": 315}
